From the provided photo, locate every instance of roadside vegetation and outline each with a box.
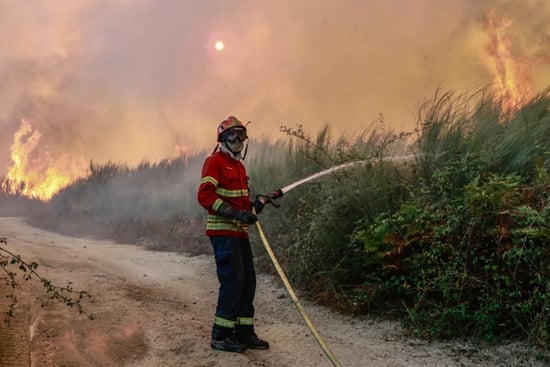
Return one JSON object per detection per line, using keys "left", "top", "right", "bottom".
{"left": 3, "top": 88, "right": 548, "bottom": 353}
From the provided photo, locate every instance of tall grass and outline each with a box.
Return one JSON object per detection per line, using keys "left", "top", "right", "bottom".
{"left": 25, "top": 87, "right": 549, "bottom": 348}
{"left": 351, "top": 89, "right": 549, "bottom": 347}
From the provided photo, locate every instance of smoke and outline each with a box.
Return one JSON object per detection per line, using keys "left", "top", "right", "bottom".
{"left": 1, "top": 0, "right": 549, "bottom": 176}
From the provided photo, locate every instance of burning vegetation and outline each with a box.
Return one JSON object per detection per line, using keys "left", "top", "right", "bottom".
{"left": 483, "top": 10, "right": 536, "bottom": 116}
{"left": 1, "top": 119, "right": 85, "bottom": 201}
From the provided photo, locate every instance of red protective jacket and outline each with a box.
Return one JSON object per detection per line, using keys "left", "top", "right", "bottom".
{"left": 197, "top": 150, "right": 251, "bottom": 238}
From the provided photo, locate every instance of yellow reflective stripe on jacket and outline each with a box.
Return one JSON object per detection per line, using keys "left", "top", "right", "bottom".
{"left": 214, "top": 316, "right": 235, "bottom": 328}
{"left": 215, "top": 187, "right": 248, "bottom": 198}
{"left": 207, "top": 215, "right": 249, "bottom": 232}
{"left": 201, "top": 176, "right": 218, "bottom": 186}
{"left": 212, "top": 198, "right": 224, "bottom": 212}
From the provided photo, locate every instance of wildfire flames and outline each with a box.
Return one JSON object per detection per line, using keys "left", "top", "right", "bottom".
{"left": 483, "top": 10, "right": 534, "bottom": 116}
{"left": 0, "top": 10, "right": 544, "bottom": 202}
{"left": 1, "top": 119, "right": 86, "bottom": 201}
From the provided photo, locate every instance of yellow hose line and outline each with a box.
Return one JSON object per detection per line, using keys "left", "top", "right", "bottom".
{"left": 254, "top": 219, "right": 343, "bottom": 367}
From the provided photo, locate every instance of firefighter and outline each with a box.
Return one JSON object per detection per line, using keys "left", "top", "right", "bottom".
{"left": 197, "top": 116, "right": 269, "bottom": 353}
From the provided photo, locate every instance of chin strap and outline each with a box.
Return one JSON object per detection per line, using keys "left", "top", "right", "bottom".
{"left": 241, "top": 143, "right": 248, "bottom": 160}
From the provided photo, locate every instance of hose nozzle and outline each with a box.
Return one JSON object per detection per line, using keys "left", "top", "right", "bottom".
{"left": 270, "top": 189, "right": 283, "bottom": 200}
{"left": 256, "top": 189, "right": 283, "bottom": 208}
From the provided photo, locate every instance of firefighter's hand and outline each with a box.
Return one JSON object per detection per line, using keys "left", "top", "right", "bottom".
{"left": 216, "top": 202, "right": 257, "bottom": 223}
{"left": 234, "top": 210, "right": 258, "bottom": 224}
{"left": 251, "top": 198, "right": 265, "bottom": 214}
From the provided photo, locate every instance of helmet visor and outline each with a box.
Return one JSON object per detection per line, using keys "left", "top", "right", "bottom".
{"left": 223, "top": 128, "right": 248, "bottom": 143}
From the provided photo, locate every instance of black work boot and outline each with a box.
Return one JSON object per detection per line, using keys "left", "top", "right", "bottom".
{"left": 211, "top": 325, "right": 247, "bottom": 353}
{"left": 211, "top": 336, "right": 247, "bottom": 353}
{"left": 235, "top": 327, "right": 270, "bottom": 350}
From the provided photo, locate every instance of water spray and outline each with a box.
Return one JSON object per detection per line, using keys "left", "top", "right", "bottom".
{"left": 256, "top": 160, "right": 367, "bottom": 207}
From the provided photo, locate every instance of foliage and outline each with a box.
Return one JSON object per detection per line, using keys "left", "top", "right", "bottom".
{"left": 251, "top": 121, "right": 414, "bottom": 308}
{"left": 15, "top": 87, "right": 549, "bottom": 350}
{"left": 250, "top": 89, "right": 549, "bottom": 348}
{"left": 352, "top": 175, "right": 548, "bottom": 345}
{"left": 0, "top": 237, "right": 95, "bottom": 321}
{"left": 349, "top": 89, "right": 550, "bottom": 347}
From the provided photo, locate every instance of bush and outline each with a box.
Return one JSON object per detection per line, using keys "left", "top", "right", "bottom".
{"left": 349, "top": 89, "right": 549, "bottom": 347}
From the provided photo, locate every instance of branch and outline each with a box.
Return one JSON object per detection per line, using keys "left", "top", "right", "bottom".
{"left": 0, "top": 237, "right": 95, "bottom": 322}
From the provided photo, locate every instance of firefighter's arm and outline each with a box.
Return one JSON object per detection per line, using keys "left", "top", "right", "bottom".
{"left": 197, "top": 156, "right": 222, "bottom": 210}
{"left": 217, "top": 202, "right": 258, "bottom": 224}
{"left": 198, "top": 181, "right": 256, "bottom": 222}
{"left": 197, "top": 176, "right": 219, "bottom": 210}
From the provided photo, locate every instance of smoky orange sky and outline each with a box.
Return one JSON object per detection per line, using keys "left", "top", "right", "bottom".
{"left": 1, "top": 0, "right": 549, "bottom": 176}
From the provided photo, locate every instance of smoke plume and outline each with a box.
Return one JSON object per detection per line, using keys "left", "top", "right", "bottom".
{"left": 1, "top": 0, "right": 549, "bottom": 176}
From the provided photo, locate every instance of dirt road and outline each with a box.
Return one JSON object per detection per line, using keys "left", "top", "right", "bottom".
{"left": 0, "top": 217, "right": 543, "bottom": 366}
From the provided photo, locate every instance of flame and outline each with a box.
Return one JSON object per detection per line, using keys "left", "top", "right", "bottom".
{"left": 483, "top": 10, "right": 534, "bottom": 116}
{"left": 1, "top": 119, "right": 85, "bottom": 201}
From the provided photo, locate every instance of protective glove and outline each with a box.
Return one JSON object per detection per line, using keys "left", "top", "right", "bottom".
{"left": 251, "top": 198, "right": 265, "bottom": 214}
{"left": 233, "top": 210, "right": 258, "bottom": 224}
{"left": 217, "top": 202, "right": 258, "bottom": 224}
{"left": 253, "top": 189, "right": 284, "bottom": 211}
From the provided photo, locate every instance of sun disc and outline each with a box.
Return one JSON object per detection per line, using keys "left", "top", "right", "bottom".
{"left": 214, "top": 41, "right": 224, "bottom": 51}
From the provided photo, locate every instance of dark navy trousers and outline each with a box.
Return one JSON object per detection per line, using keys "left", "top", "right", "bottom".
{"left": 210, "top": 236, "right": 256, "bottom": 338}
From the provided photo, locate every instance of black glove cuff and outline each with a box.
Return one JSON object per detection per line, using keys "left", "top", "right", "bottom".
{"left": 251, "top": 199, "right": 264, "bottom": 214}
{"left": 216, "top": 202, "right": 237, "bottom": 218}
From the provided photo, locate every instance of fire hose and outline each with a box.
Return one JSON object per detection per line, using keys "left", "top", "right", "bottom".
{"left": 254, "top": 188, "right": 344, "bottom": 367}
{"left": 252, "top": 162, "right": 370, "bottom": 365}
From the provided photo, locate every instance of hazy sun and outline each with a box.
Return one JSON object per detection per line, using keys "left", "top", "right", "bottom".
{"left": 214, "top": 40, "right": 224, "bottom": 51}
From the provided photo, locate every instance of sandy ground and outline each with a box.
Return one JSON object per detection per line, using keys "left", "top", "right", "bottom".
{"left": 0, "top": 217, "right": 546, "bottom": 367}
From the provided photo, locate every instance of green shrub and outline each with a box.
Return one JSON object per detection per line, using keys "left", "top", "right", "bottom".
{"left": 348, "top": 89, "right": 549, "bottom": 347}
{"left": 352, "top": 172, "right": 549, "bottom": 346}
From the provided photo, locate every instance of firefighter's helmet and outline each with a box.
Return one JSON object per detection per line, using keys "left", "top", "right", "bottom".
{"left": 217, "top": 116, "right": 247, "bottom": 142}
